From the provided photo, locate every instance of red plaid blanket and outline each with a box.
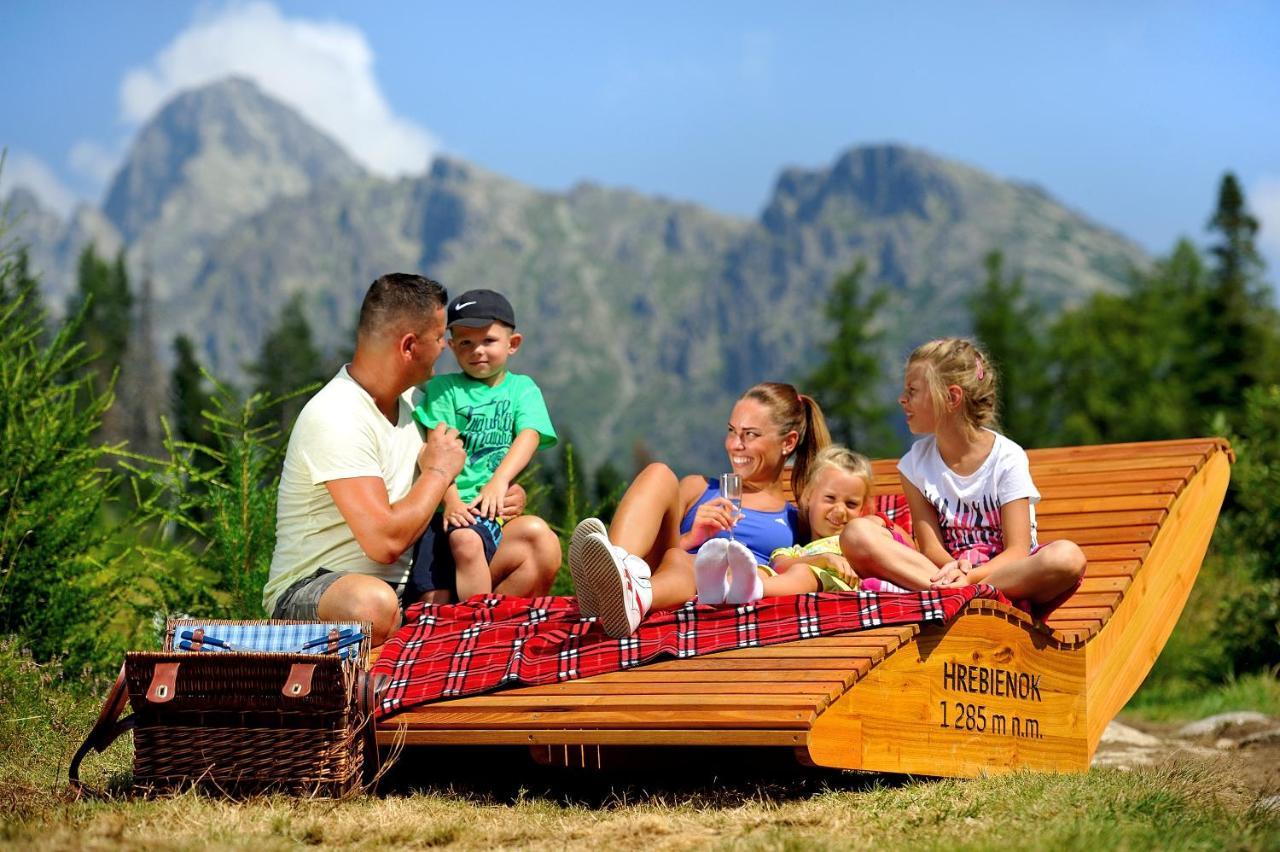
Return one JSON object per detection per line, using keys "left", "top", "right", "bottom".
{"left": 875, "top": 493, "right": 912, "bottom": 535}
{"left": 372, "top": 585, "right": 1001, "bottom": 718}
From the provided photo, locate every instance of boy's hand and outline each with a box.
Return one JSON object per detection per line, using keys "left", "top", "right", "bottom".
{"left": 930, "top": 558, "right": 972, "bottom": 588}
{"left": 443, "top": 493, "right": 476, "bottom": 530}
{"left": 472, "top": 479, "right": 509, "bottom": 520}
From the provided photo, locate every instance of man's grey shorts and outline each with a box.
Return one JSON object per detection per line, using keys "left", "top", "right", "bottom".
{"left": 271, "top": 569, "right": 404, "bottom": 620}
{"left": 270, "top": 569, "right": 347, "bottom": 620}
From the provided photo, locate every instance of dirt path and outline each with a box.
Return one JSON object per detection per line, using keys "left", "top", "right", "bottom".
{"left": 1096, "top": 713, "right": 1280, "bottom": 802}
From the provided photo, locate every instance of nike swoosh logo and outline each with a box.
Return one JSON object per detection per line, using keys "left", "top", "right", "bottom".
{"left": 455, "top": 300, "right": 476, "bottom": 309}
{"left": 775, "top": 518, "right": 789, "bottom": 525}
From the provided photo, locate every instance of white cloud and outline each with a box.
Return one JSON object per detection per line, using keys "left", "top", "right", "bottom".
{"left": 118, "top": 1, "right": 437, "bottom": 176}
{"left": 69, "top": 140, "right": 122, "bottom": 187}
{"left": 1, "top": 150, "right": 76, "bottom": 216}
{"left": 1252, "top": 175, "right": 1280, "bottom": 279}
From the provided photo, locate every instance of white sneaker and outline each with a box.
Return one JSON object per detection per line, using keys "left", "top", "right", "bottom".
{"left": 577, "top": 532, "right": 651, "bottom": 637}
{"left": 569, "top": 517, "right": 609, "bottom": 617}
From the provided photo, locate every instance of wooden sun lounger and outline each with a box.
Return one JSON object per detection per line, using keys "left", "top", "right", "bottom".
{"left": 376, "top": 438, "right": 1232, "bottom": 777}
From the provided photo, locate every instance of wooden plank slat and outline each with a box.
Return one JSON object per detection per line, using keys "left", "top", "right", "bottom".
{"left": 387, "top": 708, "right": 815, "bottom": 730}
{"left": 1062, "top": 592, "right": 1122, "bottom": 609}
{"left": 1081, "top": 560, "right": 1142, "bottom": 578}
{"left": 1079, "top": 576, "right": 1133, "bottom": 594}
{"left": 505, "top": 681, "right": 845, "bottom": 698}
{"left": 1050, "top": 606, "right": 1114, "bottom": 621}
{"left": 1039, "top": 526, "right": 1156, "bottom": 546}
{"left": 1027, "top": 455, "right": 1207, "bottom": 478}
{"left": 632, "top": 657, "right": 874, "bottom": 673}
{"left": 383, "top": 729, "right": 808, "bottom": 747}
{"left": 1037, "top": 510, "right": 1165, "bottom": 531}
{"left": 1078, "top": 543, "right": 1149, "bottom": 561}
{"left": 871, "top": 472, "right": 1191, "bottom": 496}
{"left": 559, "top": 670, "right": 855, "bottom": 685}
{"left": 1038, "top": 494, "right": 1175, "bottom": 514}
{"left": 413, "top": 694, "right": 824, "bottom": 711}
{"left": 1029, "top": 474, "right": 1190, "bottom": 494}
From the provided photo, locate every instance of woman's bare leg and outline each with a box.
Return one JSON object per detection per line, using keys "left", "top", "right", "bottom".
{"left": 608, "top": 463, "right": 687, "bottom": 568}
{"left": 840, "top": 518, "right": 936, "bottom": 590}
{"left": 979, "top": 540, "right": 1086, "bottom": 603}
{"left": 648, "top": 547, "right": 697, "bottom": 610}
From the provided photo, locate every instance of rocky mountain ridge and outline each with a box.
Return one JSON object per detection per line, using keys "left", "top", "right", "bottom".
{"left": 5, "top": 77, "right": 1147, "bottom": 471}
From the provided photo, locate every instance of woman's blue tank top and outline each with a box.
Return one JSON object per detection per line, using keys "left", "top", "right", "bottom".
{"left": 679, "top": 477, "right": 800, "bottom": 566}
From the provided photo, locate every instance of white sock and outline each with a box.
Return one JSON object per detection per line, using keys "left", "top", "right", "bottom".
{"left": 694, "top": 538, "right": 731, "bottom": 605}
{"left": 725, "top": 540, "right": 764, "bottom": 604}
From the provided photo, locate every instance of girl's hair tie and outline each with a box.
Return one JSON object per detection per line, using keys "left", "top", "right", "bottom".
{"left": 975, "top": 357, "right": 985, "bottom": 382}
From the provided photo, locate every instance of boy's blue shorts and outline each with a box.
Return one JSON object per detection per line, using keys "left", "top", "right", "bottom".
{"left": 405, "top": 514, "right": 503, "bottom": 603}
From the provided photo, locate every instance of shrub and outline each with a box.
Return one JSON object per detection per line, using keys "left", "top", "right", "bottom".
{"left": 0, "top": 234, "right": 119, "bottom": 668}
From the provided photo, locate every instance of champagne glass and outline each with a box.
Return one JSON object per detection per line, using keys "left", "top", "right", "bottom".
{"left": 720, "top": 473, "right": 743, "bottom": 541}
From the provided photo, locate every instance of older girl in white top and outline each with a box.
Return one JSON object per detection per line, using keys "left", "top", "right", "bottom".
{"left": 841, "top": 338, "right": 1085, "bottom": 615}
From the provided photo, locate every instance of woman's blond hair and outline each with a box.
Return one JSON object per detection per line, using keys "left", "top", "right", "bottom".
{"left": 907, "top": 338, "right": 998, "bottom": 434}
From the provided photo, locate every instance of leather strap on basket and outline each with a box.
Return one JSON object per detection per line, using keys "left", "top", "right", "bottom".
{"left": 145, "top": 662, "right": 180, "bottom": 703}
{"left": 359, "top": 669, "right": 391, "bottom": 787}
{"left": 283, "top": 663, "right": 316, "bottom": 698}
{"left": 69, "top": 663, "right": 137, "bottom": 799}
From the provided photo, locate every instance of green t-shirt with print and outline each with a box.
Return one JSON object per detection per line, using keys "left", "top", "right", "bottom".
{"left": 412, "top": 371, "right": 557, "bottom": 503}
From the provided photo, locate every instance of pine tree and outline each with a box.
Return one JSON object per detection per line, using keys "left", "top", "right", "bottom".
{"left": 172, "top": 334, "right": 215, "bottom": 447}
{"left": 1200, "top": 172, "right": 1277, "bottom": 419}
{"left": 1050, "top": 241, "right": 1205, "bottom": 444}
{"left": 1, "top": 234, "right": 118, "bottom": 663}
{"left": 0, "top": 248, "right": 46, "bottom": 339}
{"left": 117, "top": 271, "right": 164, "bottom": 457}
{"left": 65, "top": 245, "right": 133, "bottom": 445}
{"left": 970, "top": 251, "right": 1052, "bottom": 446}
{"left": 246, "top": 293, "right": 331, "bottom": 441}
{"left": 805, "top": 259, "right": 895, "bottom": 456}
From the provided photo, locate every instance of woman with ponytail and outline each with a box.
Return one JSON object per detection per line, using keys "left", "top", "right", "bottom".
{"left": 568, "top": 382, "right": 830, "bottom": 636}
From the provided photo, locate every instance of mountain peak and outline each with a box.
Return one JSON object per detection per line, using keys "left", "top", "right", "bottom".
{"left": 100, "top": 76, "right": 367, "bottom": 299}
{"left": 102, "top": 76, "right": 364, "bottom": 243}
{"left": 762, "top": 143, "right": 973, "bottom": 231}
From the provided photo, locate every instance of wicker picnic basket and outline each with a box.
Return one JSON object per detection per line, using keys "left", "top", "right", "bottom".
{"left": 70, "top": 618, "right": 383, "bottom": 798}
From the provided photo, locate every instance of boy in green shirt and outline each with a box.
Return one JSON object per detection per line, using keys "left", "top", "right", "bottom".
{"left": 411, "top": 289, "right": 557, "bottom": 601}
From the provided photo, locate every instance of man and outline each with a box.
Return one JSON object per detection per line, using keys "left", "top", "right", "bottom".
{"left": 263, "top": 273, "right": 561, "bottom": 644}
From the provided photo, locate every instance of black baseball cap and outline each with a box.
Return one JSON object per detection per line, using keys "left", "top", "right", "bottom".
{"left": 446, "top": 289, "right": 516, "bottom": 329}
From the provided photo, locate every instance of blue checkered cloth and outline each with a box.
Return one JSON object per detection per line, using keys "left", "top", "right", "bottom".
{"left": 173, "top": 622, "right": 366, "bottom": 660}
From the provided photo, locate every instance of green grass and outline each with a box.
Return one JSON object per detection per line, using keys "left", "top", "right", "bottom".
{"left": 2, "top": 637, "right": 1278, "bottom": 850}
{"left": 1123, "top": 671, "right": 1280, "bottom": 723}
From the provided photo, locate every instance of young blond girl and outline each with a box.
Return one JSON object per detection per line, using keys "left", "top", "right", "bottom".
{"left": 841, "top": 338, "right": 1086, "bottom": 615}
{"left": 695, "top": 446, "right": 912, "bottom": 604}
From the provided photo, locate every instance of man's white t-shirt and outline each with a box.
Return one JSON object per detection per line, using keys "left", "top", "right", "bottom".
{"left": 263, "top": 366, "right": 424, "bottom": 613}
{"left": 896, "top": 429, "right": 1039, "bottom": 563}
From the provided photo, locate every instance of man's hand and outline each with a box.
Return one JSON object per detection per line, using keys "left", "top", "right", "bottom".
{"left": 499, "top": 483, "right": 527, "bottom": 522}
{"left": 473, "top": 478, "right": 509, "bottom": 520}
{"left": 419, "top": 423, "right": 465, "bottom": 482}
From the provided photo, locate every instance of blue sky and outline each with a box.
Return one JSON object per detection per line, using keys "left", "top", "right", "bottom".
{"left": 2, "top": 1, "right": 1278, "bottom": 271}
